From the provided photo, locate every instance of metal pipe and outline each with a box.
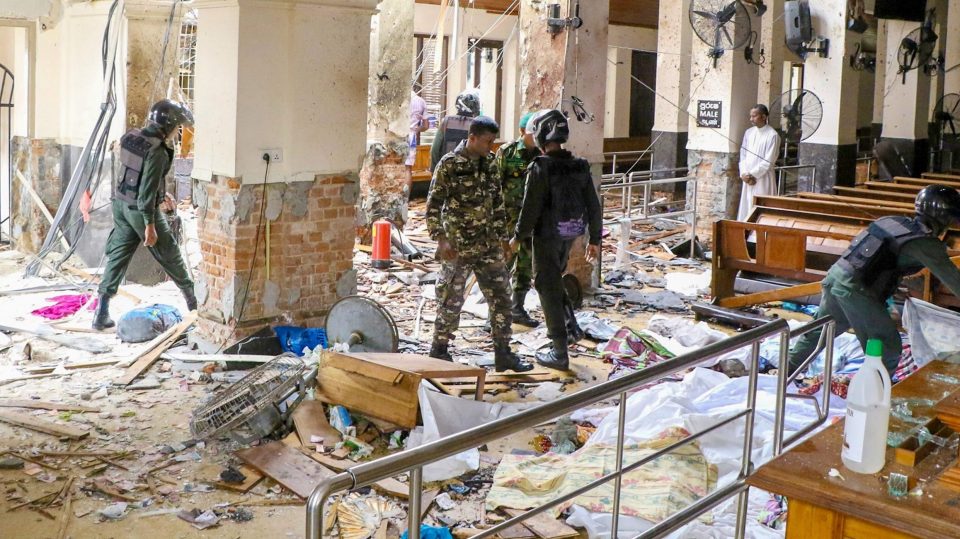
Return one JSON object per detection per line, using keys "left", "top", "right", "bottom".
{"left": 265, "top": 219, "right": 271, "bottom": 281}
{"left": 690, "top": 177, "right": 698, "bottom": 258}
{"left": 305, "top": 473, "right": 354, "bottom": 539}
{"left": 611, "top": 391, "right": 628, "bottom": 537}
{"left": 772, "top": 330, "right": 790, "bottom": 456}
{"left": 735, "top": 341, "right": 762, "bottom": 538}
{"left": 408, "top": 468, "right": 422, "bottom": 539}
{"left": 633, "top": 481, "right": 748, "bottom": 538}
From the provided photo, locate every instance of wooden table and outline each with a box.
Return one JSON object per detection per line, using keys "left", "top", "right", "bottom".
{"left": 748, "top": 361, "right": 960, "bottom": 539}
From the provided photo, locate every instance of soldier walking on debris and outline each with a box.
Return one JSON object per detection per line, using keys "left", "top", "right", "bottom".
{"left": 511, "top": 109, "right": 602, "bottom": 371}
{"left": 93, "top": 99, "right": 197, "bottom": 330}
{"left": 495, "top": 111, "right": 541, "bottom": 328}
{"left": 426, "top": 116, "right": 534, "bottom": 373}
{"left": 787, "top": 185, "right": 960, "bottom": 378}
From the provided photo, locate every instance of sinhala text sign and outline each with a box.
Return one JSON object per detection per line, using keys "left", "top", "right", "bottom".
{"left": 697, "top": 100, "right": 722, "bottom": 128}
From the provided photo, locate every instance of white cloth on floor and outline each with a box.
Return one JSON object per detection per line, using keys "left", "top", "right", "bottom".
{"left": 737, "top": 124, "right": 780, "bottom": 221}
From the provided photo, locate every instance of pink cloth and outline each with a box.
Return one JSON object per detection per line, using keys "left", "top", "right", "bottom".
{"left": 408, "top": 93, "right": 427, "bottom": 166}
{"left": 31, "top": 294, "right": 98, "bottom": 320}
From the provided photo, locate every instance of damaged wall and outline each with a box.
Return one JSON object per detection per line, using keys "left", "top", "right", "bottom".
{"left": 193, "top": 174, "right": 357, "bottom": 343}
{"left": 358, "top": 0, "right": 414, "bottom": 229}
{"left": 10, "top": 137, "right": 61, "bottom": 254}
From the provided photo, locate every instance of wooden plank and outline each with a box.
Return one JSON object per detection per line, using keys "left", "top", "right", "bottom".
{"left": 316, "top": 354, "right": 422, "bottom": 428}
{"left": 349, "top": 352, "right": 486, "bottom": 378}
{"left": 210, "top": 464, "right": 264, "bottom": 493}
{"left": 502, "top": 508, "right": 579, "bottom": 539}
{"left": 783, "top": 498, "right": 844, "bottom": 539}
{"left": 23, "top": 359, "right": 120, "bottom": 375}
{"left": 0, "top": 410, "right": 89, "bottom": 439}
{"left": 715, "top": 281, "right": 823, "bottom": 309}
{"left": 300, "top": 452, "right": 410, "bottom": 499}
{"left": 0, "top": 400, "right": 99, "bottom": 413}
{"left": 292, "top": 400, "right": 342, "bottom": 449}
{"left": 236, "top": 440, "right": 336, "bottom": 499}
{"left": 161, "top": 352, "right": 275, "bottom": 363}
{"left": 115, "top": 313, "right": 197, "bottom": 386}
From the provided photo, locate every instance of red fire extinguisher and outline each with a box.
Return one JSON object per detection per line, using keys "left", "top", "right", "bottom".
{"left": 371, "top": 220, "right": 393, "bottom": 269}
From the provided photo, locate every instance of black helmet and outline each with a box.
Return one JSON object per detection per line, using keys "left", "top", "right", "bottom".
{"left": 915, "top": 184, "right": 960, "bottom": 235}
{"left": 455, "top": 90, "right": 480, "bottom": 117}
{"left": 148, "top": 99, "right": 194, "bottom": 134}
{"left": 530, "top": 109, "right": 569, "bottom": 149}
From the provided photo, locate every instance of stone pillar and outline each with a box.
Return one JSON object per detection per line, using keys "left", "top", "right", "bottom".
{"left": 686, "top": 11, "right": 759, "bottom": 227}
{"left": 123, "top": 1, "right": 185, "bottom": 130}
{"left": 357, "top": 0, "right": 414, "bottom": 230}
{"left": 928, "top": 0, "right": 948, "bottom": 146}
{"left": 604, "top": 46, "right": 631, "bottom": 138}
{"left": 518, "top": 0, "right": 608, "bottom": 290}
{"left": 798, "top": 3, "right": 860, "bottom": 191}
{"left": 756, "top": 0, "right": 786, "bottom": 110}
{"left": 872, "top": 19, "right": 888, "bottom": 139}
{"left": 191, "top": 0, "right": 375, "bottom": 344}
{"left": 880, "top": 18, "right": 933, "bottom": 176}
{"left": 651, "top": 0, "right": 691, "bottom": 178}
{"left": 945, "top": 0, "right": 960, "bottom": 95}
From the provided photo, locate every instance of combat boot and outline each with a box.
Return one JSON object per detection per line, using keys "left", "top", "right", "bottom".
{"left": 92, "top": 294, "right": 115, "bottom": 330}
{"left": 567, "top": 323, "right": 585, "bottom": 345}
{"left": 536, "top": 337, "right": 570, "bottom": 371}
{"left": 182, "top": 288, "right": 198, "bottom": 311}
{"left": 511, "top": 290, "right": 538, "bottom": 328}
{"left": 494, "top": 342, "right": 534, "bottom": 373}
{"left": 429, "top": 340, "right": 453, "bottom": 362}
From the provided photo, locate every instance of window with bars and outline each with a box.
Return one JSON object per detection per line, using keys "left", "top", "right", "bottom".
{"left": 177, "top": 9, "right": 197, "bottom": 157}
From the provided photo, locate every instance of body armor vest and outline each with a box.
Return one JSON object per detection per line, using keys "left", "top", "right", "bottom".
{"left": 116, "top": 129, "right": 163, "bottom": 205}
{"left": 442, "top": 115, "right": 473, "bottom": 156}
{"left": 535, "top": 154, "right": 592, "bottom": 239}
{"left": 836, "top": 216, "right": 931, "bottom": 297}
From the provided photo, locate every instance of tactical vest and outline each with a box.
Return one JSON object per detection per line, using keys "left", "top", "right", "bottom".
{"left": 116, "top": 129, "right": 163, "bottom": 205}
{"left": 534, "top": 154, "right": 592, "bottom": 240}
{"left": 836, "top": 216, "right": 931, "bottom": 297}
{"left": 442, "top": 115, "right": 473, "bottom": 156}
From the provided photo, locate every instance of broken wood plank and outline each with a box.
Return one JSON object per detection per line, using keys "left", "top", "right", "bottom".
{"left": 0, "top": 323, "right": 110, "bottom": 354}
{"left": 161, "top": 352, "right": 275, "bottom": 363}
{"left": 315, "top": 353, "right": 423, "bottom": 428}
{"left": 715, "top": 280, "right": 823, "bottom": 309}
{"left": 502, "top": 508, "right": 579, "bottom": 539}
{"left": 211, "top": 464, "right": 263, "bottom": 493}
{"left": 292, "top": 400, "right": 342, "bottom": 449}
{"left": 22, "top": 359, "right": 120, "bottom": 375}
{"left": 92, "top": 479, "right": 138, "bottom": 502}
{"left": 0, "top": 410, "right": 89, "bottom": 440}
{"left": 303, "top": 451, "right": 410, "bottom": 500}
{"left": 236, "top": 440, "right": 336, "bottom": 499}
{"left": 0, "top": 400, "right": 99, "bottom": 413}
{"left": 115, "top": 313, "right": 197, "bottom": 386}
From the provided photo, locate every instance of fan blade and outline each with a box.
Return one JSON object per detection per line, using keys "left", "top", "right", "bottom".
{"left": 950, "top": 97, "right": 960, "bottom": 115}
{"left": 718, "top": 2, "right": 739, "bottom": 23}
{"left": 693, "top": 10, "right": 720, "bottom": 22}
{"left": 950, "top": 119, "right": 957, "bottom": 136}
{"left": 722, "top": 24, "right": 734, "bottom": 48}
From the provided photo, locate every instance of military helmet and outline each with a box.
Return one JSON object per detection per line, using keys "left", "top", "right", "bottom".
{"left": 530, "top": 109, "right": 569, "bottom": 149}
{"left": 915, "top": 184, "right": 960, "bottom": 235}
{"left": 455, "top": 90, "right": 481, "bottom": 117}
{"left": 148, "top": 99, "right": 194, "bottom": 134}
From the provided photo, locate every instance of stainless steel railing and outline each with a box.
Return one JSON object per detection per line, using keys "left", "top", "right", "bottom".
{"left": 775, "top": 164, "right": 818, "bottom": 196}
{"left": 305, "top": 316, "right": 839, "bottom": 539}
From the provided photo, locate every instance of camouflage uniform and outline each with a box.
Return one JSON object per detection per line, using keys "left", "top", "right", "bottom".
{"left": 426, "top": 141, "right": 513, "bottom": 347}
{"left": 495, "top": 138, "right": 539, "bottom": 296}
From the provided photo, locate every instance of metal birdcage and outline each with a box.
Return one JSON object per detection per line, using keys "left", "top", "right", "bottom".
{"left": 190, "top": 353, "right": 310, "bottom": 442}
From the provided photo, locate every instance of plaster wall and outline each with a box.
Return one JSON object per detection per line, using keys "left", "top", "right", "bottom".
{"left": 802, "top": 1, "right": 859, "bottom": 147}
{"left": 192, "top": 1, "right": 377, "bottom": 185}
{"left": 881, "top": 19, "right": 932, "bottom": 140}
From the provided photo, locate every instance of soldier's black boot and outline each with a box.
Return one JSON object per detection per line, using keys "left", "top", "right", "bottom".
{"left": 429, "top": 340, "right": 453, "bottom": 362}
{"left": 182, "top": 288, "right": 198, "bottom": 311}
{"left": 511, "top": 290, "right": 538, "bottom": 328}
{"left": 494, "top": 342, "right": 534, "bottom": 373}
{"left": 92, "top": 295, "right": 115, "bottom": 330}
{"left": 536, "top": 337, "right": 570, "bottom": 371}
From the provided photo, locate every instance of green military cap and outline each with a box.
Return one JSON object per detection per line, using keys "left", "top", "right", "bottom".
{"left": 519, "top": 111, "right": 536, "bottom": 131}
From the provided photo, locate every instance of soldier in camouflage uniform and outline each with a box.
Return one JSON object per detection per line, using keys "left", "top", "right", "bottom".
{"left": 495, "top": 111, "right": 541, "bottom": 327}
{"left": 426, "top": 116, "right": 533, "bottom": 373}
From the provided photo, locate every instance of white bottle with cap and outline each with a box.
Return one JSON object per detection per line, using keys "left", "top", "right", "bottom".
{"left": 841, "top": 338, "right": 892, "bottom": 474}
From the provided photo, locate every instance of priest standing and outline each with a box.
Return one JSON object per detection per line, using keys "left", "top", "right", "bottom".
{"left": 737, "top": 104, "right": 780, "bottom": 221}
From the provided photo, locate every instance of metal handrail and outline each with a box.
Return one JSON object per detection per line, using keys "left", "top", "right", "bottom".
{"left": 775, "top": 163, "right": 817, "bottom": 195}
{"left": 306, "top": 318, "right": 801, "bottom": 539}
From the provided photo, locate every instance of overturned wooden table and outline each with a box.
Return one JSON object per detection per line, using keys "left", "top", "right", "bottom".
{"left": 747, "top": 361, "right": 960, "bottom": 539}
{"left": 315, "top": 351, "right": 486, "bottom": 429}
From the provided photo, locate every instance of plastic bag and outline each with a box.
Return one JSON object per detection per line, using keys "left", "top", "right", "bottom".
{"left": 117, "top": 304, "right": 182, "bottom": 343}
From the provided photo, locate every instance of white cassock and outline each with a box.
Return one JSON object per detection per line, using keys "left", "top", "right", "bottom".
{"left": 737, "top": 124, "right": 780, "bottom": 221}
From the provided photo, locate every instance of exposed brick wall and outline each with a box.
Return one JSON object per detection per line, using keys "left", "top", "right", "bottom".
{"left": 687, "top": 149, "right": 741, "bottom": 242}
{"left": 194, "top": 174, "right": 358, "bottom": 344}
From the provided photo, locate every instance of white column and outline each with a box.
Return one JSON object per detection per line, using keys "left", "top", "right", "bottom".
{"left": 604, "top": 46, "right": 631, "bottom": 138}
{"left": 946, "top": 0, "right": 960, "bottom": 95}
{"left": 651, "top": 0, "right": 692, "bottom": 175}
{"left": 880, "top": 18, "right": 934, "bottom": 174}
{"left": 872, "top": 19, "right": 888, "bottom": 134}
{"left": 756, "top": 0, "right": 786, "bottom": 109}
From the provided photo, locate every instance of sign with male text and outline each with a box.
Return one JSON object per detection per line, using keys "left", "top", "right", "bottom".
{"left": 697, "top": 100, "right": 722, "bottom": 128}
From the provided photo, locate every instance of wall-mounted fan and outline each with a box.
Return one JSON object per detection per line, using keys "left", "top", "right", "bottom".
{"left": 933, "top": 93, "right": 960, "bottom": 171}
{"left": 897, "top": 26, "right": 937, "bottom": 83}
{"left": 689, "top": 0, "right": 752, "bottom": 67}
{"left": 785, "top": 0, "right": 829, "bottom": 61}
{"left": 849, "top": 43, "right": 876, "bottom": 72}
{"left": 770, "top": 89, "right": 823, "bottom": 144}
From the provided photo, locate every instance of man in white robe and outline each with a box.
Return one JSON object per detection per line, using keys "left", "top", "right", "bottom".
{"left": 737, "top": 104, "right": 780, "bottom": 221}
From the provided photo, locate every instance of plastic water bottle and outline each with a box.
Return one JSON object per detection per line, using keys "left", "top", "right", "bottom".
{"left": 841, "top": 339, "right": 892, "bottom": 474}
